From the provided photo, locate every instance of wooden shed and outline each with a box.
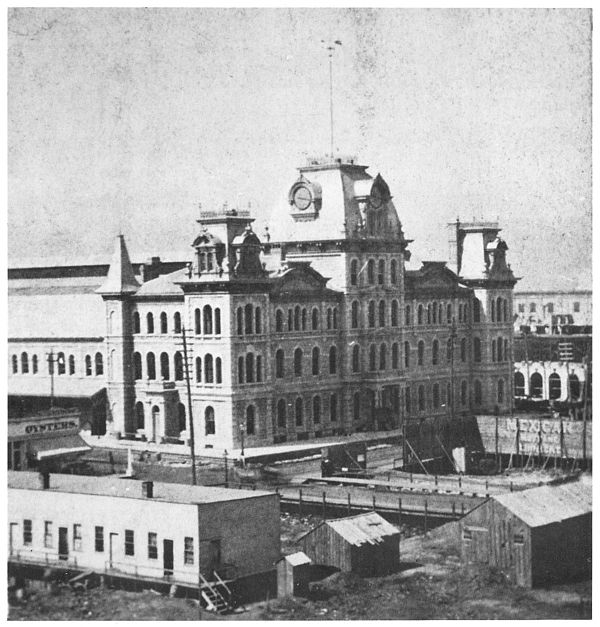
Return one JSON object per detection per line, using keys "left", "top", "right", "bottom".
{"left": 276, "top": 551, "right": 312, "bottom": 597}
{"left": 297, "top": 512, "right": 400, "bottom": 576}
{"left": 460, "top": 479, "right": 592, "bottom": 588}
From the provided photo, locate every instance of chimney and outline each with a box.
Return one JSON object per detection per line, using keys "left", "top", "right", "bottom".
{"left": 39, "top": 472, "right": 50, "bottom": 490}
{"left": 142, "top": 481, "right": 154, "bottom": 498}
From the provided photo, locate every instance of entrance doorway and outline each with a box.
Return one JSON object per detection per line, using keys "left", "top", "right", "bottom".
{"left": 58, "top": 527, "right": 69, "bottom": 560}
{"left": 200, "top": 538, "right": 221, "bottom": 575}
{"left": 163, "top": 539, "right": 174, "bottom": 577}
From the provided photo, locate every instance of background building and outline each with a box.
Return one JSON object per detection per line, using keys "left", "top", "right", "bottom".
{"left": 513, "top": 290, "right": 592, "bottom": 335}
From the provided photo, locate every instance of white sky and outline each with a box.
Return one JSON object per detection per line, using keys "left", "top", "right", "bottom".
{"left": 7, "top": 7, "right": 592, "bottom": 290}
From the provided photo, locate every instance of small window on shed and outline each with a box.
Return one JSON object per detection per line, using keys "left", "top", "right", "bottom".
{"left": 513, "top": 533, "right": 525, "bottom": 545}
{"left": 463, "top": 528, "right": 472, "bottom": 541}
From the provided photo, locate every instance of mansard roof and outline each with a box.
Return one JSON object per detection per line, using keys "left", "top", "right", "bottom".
{"left": 405, "top": 261, "right": 472, "bottom": 297}
{"left": 269, "top": 260, "right": 341, "bottom": 300}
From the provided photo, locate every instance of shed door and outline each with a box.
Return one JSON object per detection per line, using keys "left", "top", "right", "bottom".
{"left": 58, "top": 527, "right": 69, "bottom": 560}
{"left": 465, "top": 526, "right": 490, "bottom": 564}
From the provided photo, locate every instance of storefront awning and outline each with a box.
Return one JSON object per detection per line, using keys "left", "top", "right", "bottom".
{"left": 29, "top": 434, "right": 91, "bottom": 460}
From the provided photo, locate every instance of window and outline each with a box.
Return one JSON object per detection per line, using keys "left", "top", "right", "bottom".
{"left": 390, "top": 259, "right": 397, "bottom": 284}
{"left": 313, "top": 396, "right": 321, "bottom": 424}
{"left": 204, "top": 305, "right": 213, "bottom": 335}
{"left": 329, "top": 346, "right": 337, "bottom": 374}
{"left": 196, "top": 308, "right": 202, "bottom": 335}
{"left": 497, "top": 379, "right": 505, "bottom": 404}
{"left": 326, "top": 308, "right": 332, "bottom": 330}
{"left": 474, "top": 380, "right": 483, "bottom": 406}
{"left": 432, "top": 301, "right": 438, "bottom": 324}
{"left": 513, "top": 533, "right": 524, "bottom": 545}
{"left": 427, "top": 304, "right": 432, "bottom": 325}
{"left": 312, "top": 308, "right": 320, "bottom": 330}
{"left": 85, "top": 355, "right": 92, "bottom": 376}
{"left": 178, "top": 403, "right": 186, "bottom": 432}
{"left": 218, "top": 356, "right": 224, "bottom": 384}
{"left": 404, "top": 342, "right": 410, "bottom": 368}
{"left": 44, "top": 521, "right": 53, "bottom": 548}
{"left": 294, "top": 348, "right": 303, "bottom": 376}
{"left": 160, "top": 312, "right": 168, "bottom": 334}
{"left": 378, "top": 300, "right": 386, "bottom": 327}
{"left": 133, "top": 352, "right": 142, "bottom": 380}
{"left": 205, "top": 354, "right": 214, "bottom": 383}
{"left": 461, "top": 380, "right": 468, "bottom": 406}
{"left": 277, "top": 399, "right": 286, "bottom": 428}
{"left": 474, "top": 338, "right": 481, "bottom": 362}
{"left": 433, "top": 383, "right": 440, "bottom": 408}
{"left": 333, "top": 307, "right": 338, "bottom": 329}
{"left": 73, "top": 524, "right": 82, "bottom": 551}
{"left": 245, "top": 353, "right": 254, "bottom": 383}
{"left": 392, "top": 343, "right": 399, "bottom": 369}
{"left": 405, "top": 387, "right": 411, "bottom": 414}
{"left": 295, "top": 398, "right": 303, "bottom": 426}
{"left": 369, "top": 344, "right": 377, "bottom": 371}
{"left": 497, "top": 336, "right": 503, "bottom": 362}
{"left": 195, "top": 356, "right": 202, "bottom": 383}
{"left": 405, "top": 305, "right": 411, "bottom": 325}
{"left": 21, "top": 352, "right": 29, "bottom": 374}
{"left": 417, "top": 341, "right": 424, "bottom": 366}
{"left": 57, "top": 352, "right": 66, "bottom": 375}
{"left": 546, "top": 302, "right": 554, "bottom": 314}
{"left": 275, "top": 349, "right": 284, "bottom": 378}
{"left": 148, "top": 533, "right": 158, "bottom": 559}
{"left": 463, "top": 528, "right": 473, "bottom": 541}
{"left": 312, "top": 347, "right": 320, "bottom": 376}
{"left": 246, "top": 405, "right": 256, "bottom": 435}
{"left": 518, "top": 303, "right": 525, "bottom": 313}
{"left": 255, "top": 307, "right": 261, "bottom": 334}
{"left": 432, "top": 340, "right": 439, "bottom": 365}
{"left": 418, "top": 385, "right": 425, "bottom": 411}
{"left": 353, "top": 393, "right": 360, "bottom": 421}
{"left": 245, "top": 304, "right": 253, "bottom": 334}
{"left": 160, "top": 352, "right": 170, "bottom": 380}
{"left": 446, "top": 338, "right": 453, "bottom": 362}
{"left": 276, "top": 309, "right": 284, "bottom": 332}
{"left": 294, "top": 306, "right": 301, "bottom": 332}
{"left": 391, "top": 300, "right": 398, "bottom": 327}
{"left": 491, "top": 339, "right": 497, "bottom": 362}
{"left": 473, "top": 299, "right": 481, "bottom": 323}
{"left": 23, "top": 519, "right": 32, "bottom": 545}
{"left": 352, "top": 345, "right": 361, "bottom": 373}
{"left": 135, "top": 402, "right": 145, "bottom": 430}
{"left": 174, "top": 352, "right": 184, "bottom": 381}
{"left": 529, "top": 303, "right": 536, "bottom": 313}
{"left": 514, "top": 371, "right": 525, "bottom": 396}
{"left": 287, "top": 309, "right": 293, "bottom": 331}
{"left": 95, "top": 526, "right": 104, "bottom": 552}
{"left": 133, "top": 311, "right": 141, "bottom": 333}
{"left": 379, "top": 344, "right": 387, "bottom": 370}
{"left": 367, "top": 259, "right": 375, "bottom": 284}
{"left": 446, "top": 303, "right": 452, "bottom": 324}
{"left": 125, "top": 530, "right": 135, "bottom": 556}
{"left": 236, "top": 307, "right": 243, "bottom": 335}
{"left": 174, "top": 312, "right": 182, "bottom": 333}
{"left": 549, "top": 373, "right": 561, "bottom": 400}
{"left": 32, "top": 355, "right": 38, "bottom": 374}
{"left": 69, "top": 355, "right": 75, "bottom": 375}
{"left": 350, "top": 259, "right": 358, "bottom": 286}
{"left": 146, "top": 312, "right": 154, "bottom": 334}
{"left": 184, "top": 537, "right": 194, "bottom": 565}
{"left": 330, "top": 394, "right": 338, "bottom": 422}
{"left": 573, "top": 301, "right": 580, "bottom": 313}
{"left": 205, "top": 406, "right": 215, "bottom": 435}
{"left": 301, "top": 308, "right": 307, "bottom": 331}
{"left": 368, "top": 301, "right": 376, "bottom": 328}
{"left": 417, "top": 304, "right": 424, "bottom": 325}
{"left": 460, "top": 338, "right": 467, "bottom": 362}
{"left": 95, "top": 352, "right": 104, "bottom": 376}
{"left": 351, "top": 301, "right": 360, "bottom": 328}
{"left": 378, "top": 259, "right": 385, "bottom": 285}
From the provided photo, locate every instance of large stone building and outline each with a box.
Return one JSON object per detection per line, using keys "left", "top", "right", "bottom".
{"left": 8, "top": 156, "right": 518, "bottom": 450}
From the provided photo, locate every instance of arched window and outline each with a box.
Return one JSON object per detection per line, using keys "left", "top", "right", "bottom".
{"left": 95, "top": 352, "right": 104, "bottom": 376}
{"left": 463, "top": 303, "right": 469, "bottom": 323}
{"left": 301, "top": 308, "right": 307, "bottom": 331}
{"left": 57, "top": 352, "right": 66, "bottom": 375}
{"left": 503, "top": 299, "right": 508, "bottom": 323}
{"left": 368, "top": 301, "right": 376, "bottom": 328}
{"left": 504, "top": 339, "right": 509, "bottom": 362}
{"left": 367, "top": 259, "right": 375, "bottom": 284}
{"left": 330, "top": 394, "right": 338, "bottom": 422}
{"left": 432, "top": 340, "right": 439, "bottom": 365}
{"left": 496, "top": 297, "right": 503, "bottom": 322}
{"left": 255, "top": 307, "right": 261, "bottom": 334}
{"left": 195, "top": 356, "right": 202, "bottom": 383}
{"left": 246, "top": 405, "right": 256, "bottom": 435}
{"left": 474, "top": 380, "right": 483, "bottom": 405}
{"left": 203, "top": 305, "right": 213, "bottom": 335}
{"left": 427, "top": 304, "right": 432, "bottom": 324}
{"left": 313, "top": 396, "right": 322, "bottom": 424}
{"left": 379, "top": 344, "right": 387, "bottom": 370}
{"left": 433, "top": 383, "right": 440, "bottom": 408}
{"left": 329, "top": 346, "right": 337, "bottom": 374}
{"left": 392, "top": 343, "right": 399, "bottom": 369}
{"left": 390, "top": 259, "right": 397, "bottom": 284}
{"left": 326, "top": 308, "right": 332, "bottom": 330}
{"left": 236, "top": 307, "right": 243, "bottom": 336}
{"left": 275, "top": 349, "right": 284, "bottom": 378}
{"left": 404, "top": 341, "right": 410, "bottom": 368}
{"left": 252, "top": 356, "right": 259, "bottom": 383}
{"left": 391, "top": 300, "right": 399, "bottom": 327}
{"left": 171, "top": 403, "right": 184, "bottom": 434}
{"left": 135, "top": 402, "right": 145, "bottom": 431}
{"left": 417, "top": 341, "right": 425, "bottom": 366}
{"left": 85, "top": 355, "right": 92, "bottom": 376}
{"left": 432, "top": 302, "right": 438, "bottom": 324}
{"left": 134, "top": 352, "right": 142, "bottom": 380}
{"left": 417, "top": 304, "right": 424, "bottom": 325}
{"left": 569, "top": 374, "right": 581, "bottom": 400}
{"left": 276, "top": 309, "right": 284, "bottom": 332}
{"left": 294, "top": 306, "right": 301, "bottom": 332}
{"left": 146, "top": 313, "right": 154, "bottom": 334}
{"left": 238, "top": 356, "right": 244, "bottom": 384}
{"left": 174, "top": 312, "right": 182, "bottom": 334}
{"left": 160, "top": 352, "right": 170, "bottom": 380}
{"left": 514, "top": 371, "right": 525, "bottom": 396}
{"left": 133, "top": 311, "right": 140, "bottom": 334}
{"left": 549, "top": 373, "right": 561, "bottom": 400}
{"left": 378, "top": 259, "right": 385, "bottom": 285}
{"left": 21, "top": 352, "right": 29, "bottom": 374}
{"left": 473, "top": 299, "right": 481, "bottom": 323}
{"left": 295, "top": 398, "right": 303, "bottom": 426}
{"left": 205, "top": 406, "right": 215, "bottom": 435}
{"left": 245, "top": 304, "right": 254, "bottom": 334}
{"left": 446, "top": 303, "right": 452, "bottom": 324}
{"left": 405, "top": 387, "right": 412, "bottom": 414}
{"left": 418, "top": 385, "right": 425, "bottom": 411}
{"left": 216, "top": 357, "right": 222, "bottom": 384}
{"left": 277, "top": 399, "right": 287, "bottom": 428}
{"left": 350, "top": 259, "right": 359, "bottom": 286}
{"left": 214, "top": 308, "right": 221, "bottom": 335}
{"left": 287, "top": 309, "right": 293, "bottom": 331}
{"left": 461, "top": 380, "right": 468, "bottom": 406}
{"left": 497, "top": 337, "right": 503, "bottom": 362}
{"left": 312, "top": 308, "right": 319, "bottom": 330}
{"left": 353, "top": 393, "right": 360, "bottom": 421}
{"left": 246, "top": 353, "right": 255, "bottom": 383}
{"left": 32, "top": 354, "right": 38, "bottom": 374}
{"left": 378, "top": 300, "right": 386, "bottom": 327}
{"left": 491, "top": 339, "right": 497, "bottom": 362}
{"left": 352, "top": 344, "right": 361, "bottom": 373}
{"left": 174, "top": 352, "right": 184, "bottom": 381}
{"left": 205, "top": 354, "right": 214, "bottom": 383}
{"left": 491, "top": 299, "right": 496, "bottom": 323}
{"left": 369, "top": 344, "right": 377, "bottom": 371}
{"left": 146, "top": 353, "right": 156, "bottom": 380}
{"left": 474, "top": 337, "right": 481, "bottom": 362}
{"left": 160, "top": 312, "right": 168, "bottom": 334}
{"left": 294, "top": 348, "right": 303, "bottom": 376}
{"left": 446, "top": 338, "right": 453, "bottom": 362}
{"left": 333, "top": 308, "right": 338, "bottom": 329}
{"left": 460, "top": 338, "right": 467, "bottom": 362}
{"left": 497, "top": 379, "right": 505, "bottom": 404}
{"left": 351, "top": 301, "right": 359, "bottom": 328}
{"left": 311, "top": 347, "right": 320, "bottom": 376}
{"left": 405, "top": 305, "right": 411, "bottom": 325}
{"left": 195, "top": 308, "right": 202, "bottom": 335}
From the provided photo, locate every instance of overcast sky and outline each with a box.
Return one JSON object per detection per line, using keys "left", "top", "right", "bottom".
{"left": 8, "top": 7, "right": 591, "bottom": 290}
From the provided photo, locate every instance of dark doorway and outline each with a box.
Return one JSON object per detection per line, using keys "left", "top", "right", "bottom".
{"left": 58, "top": 527, "right": 68, "bottom": 560}
{"left": 163, "top": 539, "right": 174, "bottom": 577}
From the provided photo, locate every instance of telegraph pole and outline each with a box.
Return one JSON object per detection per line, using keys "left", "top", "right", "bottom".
{"left": 45, "top": 349, "right": 64, "bottom": 410}
{"left": 180, "top": 328, "right": 197, "bottom": 486}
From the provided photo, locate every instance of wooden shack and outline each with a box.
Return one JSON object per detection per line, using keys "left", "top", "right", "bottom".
{"left": 297, "top": 512, "right": 400, "bottom": 576}
{"left": 276, "top": 552, "right": 312, "bottom": 597}
{"left": 459, "top": 479, "right": 592, "bottom": 588}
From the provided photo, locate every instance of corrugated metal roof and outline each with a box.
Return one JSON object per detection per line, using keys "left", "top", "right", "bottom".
{"left": 324, "top": 512, "right": 399, "bottom": 546}
{"left": 493, "top": 479, "right": 592, "bottom": 528}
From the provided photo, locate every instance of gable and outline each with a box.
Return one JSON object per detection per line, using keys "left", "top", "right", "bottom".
{"left": 270, "top": 263, "right": 340, "bottom": 299}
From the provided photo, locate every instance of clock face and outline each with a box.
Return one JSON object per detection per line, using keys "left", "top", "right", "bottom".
{"left": 293, "top": 186, "right": 312, "bottom": 210}
{"left": 370, "top": 186, "right": 383, "bottom": 209}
